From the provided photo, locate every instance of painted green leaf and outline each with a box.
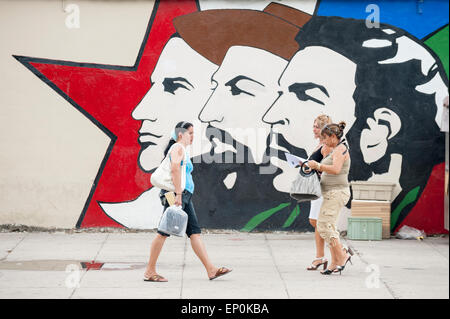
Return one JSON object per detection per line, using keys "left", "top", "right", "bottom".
{"left": 282, "top": 205, "right": 300, "bottom": 228}
{"left": 241, "top": 203, "right": 291, "bottom": 232}
{"left": 390, "top": 186, "right": 420, "bottom": 230}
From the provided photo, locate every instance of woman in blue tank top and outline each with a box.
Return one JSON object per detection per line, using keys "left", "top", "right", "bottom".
{"left": 144, "top": 121, "right": 232, "bottom": 282}
{"left": 184, "top": 153, "right": 195, "bottom": 194}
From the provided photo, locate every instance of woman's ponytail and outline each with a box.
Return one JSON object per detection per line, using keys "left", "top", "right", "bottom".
{"left": 337, "top": 121, "right": 346, "bottom": 139}
{"left": 163, "top": 139, "right": 176, "bottom": 157}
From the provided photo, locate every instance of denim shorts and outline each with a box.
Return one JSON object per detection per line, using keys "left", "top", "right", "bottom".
{"left": 158, "top": 189, "right": 202, "bottom": 238}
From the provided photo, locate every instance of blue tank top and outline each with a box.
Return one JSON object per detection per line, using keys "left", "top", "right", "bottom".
{"left": 168, "top": 145, "right": 194, "bottom": 194}
{"left": 184, "top": 154, "right": 195, "bottom": 194}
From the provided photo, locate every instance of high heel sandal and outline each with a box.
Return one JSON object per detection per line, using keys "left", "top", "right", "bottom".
{"left": 344, "top": 255, "right": 353, "bottom": 266}
{"left": 321, "top": 266, "right": 341, "bottom": 275}
{"left": 333, "top": 266, "right": 344, "bottom": 275}
{"left": 321, "top": 248, "right": 354, "bottom": 275}
{"left": 307, "top": 257, "right": 328, "bottom": 271}
{"left": 332, "top": 254, "right": 353, "bottom": 274}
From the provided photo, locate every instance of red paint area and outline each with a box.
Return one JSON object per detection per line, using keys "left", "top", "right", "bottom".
{"left": 29, "top": 0, "right": 198, "bottom": 228}
{"left": 395, "top": 163, "right": 448, "bottom": 235}
{"left": 81, "top": 261, "right": 104, "bottom": 270}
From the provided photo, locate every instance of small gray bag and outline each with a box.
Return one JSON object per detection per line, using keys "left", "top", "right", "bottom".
{"left": 158, "top": 205, "right": 188, "bottom": 237}
{"left": 290, "top": 161, "right": 322, "bottom": 202}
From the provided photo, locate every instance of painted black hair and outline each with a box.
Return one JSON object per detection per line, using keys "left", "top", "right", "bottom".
{"left": 295, "top": 15, "right": 446, "bottom": 228}
{"left": 163, "top": 121, "right": 193, "bottom": 157}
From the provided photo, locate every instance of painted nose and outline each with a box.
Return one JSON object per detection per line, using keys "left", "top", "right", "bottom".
{"left": 132, "top": 87, "right": 158, "bottom": 121}
{"left": 262, "top": 91, "right": 287, "bottom": 126}
{"left": 198, "top": 95, "right": 224, "bottom": 124}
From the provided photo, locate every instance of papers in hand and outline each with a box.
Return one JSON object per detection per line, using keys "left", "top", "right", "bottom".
{"left": 285, "top": 152, "right": 307, "bottom": 168}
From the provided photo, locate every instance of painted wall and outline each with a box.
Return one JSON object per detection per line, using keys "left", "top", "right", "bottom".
{"left": 1, "top": 0, "right": 448, "bottom": 234}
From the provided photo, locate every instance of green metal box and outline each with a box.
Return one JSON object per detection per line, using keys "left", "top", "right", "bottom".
{"left": 347, "top": 217, "right": 382, "bottom": 241}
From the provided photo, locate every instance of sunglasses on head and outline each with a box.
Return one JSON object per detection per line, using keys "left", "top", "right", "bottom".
{"left": 321, "top": 125, "right": 340, "bottom": 136}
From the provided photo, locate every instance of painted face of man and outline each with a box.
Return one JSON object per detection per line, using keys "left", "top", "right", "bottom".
{"left": 132, "top": 37, "right": 217, "bottom": 171}
{"left": 198, "top": 46, "right": 288, "bottom": 165}
{"left": 262, "top": 46, "right": 357, "bottom": 192}
{"left": 359, "top": 35, "right": 448, "bottom": 165}
{"left": 265, "top": 46, "right": 357, "bottom": 154}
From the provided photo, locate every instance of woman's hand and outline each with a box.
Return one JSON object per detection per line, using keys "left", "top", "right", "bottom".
{"left": 307, "top": 160, "right": 319, "bottom": 170}
{"left": 174, "top": 193, "right": 182, "bottom": 207}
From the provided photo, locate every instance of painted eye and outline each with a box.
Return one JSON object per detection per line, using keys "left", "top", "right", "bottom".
{"left": 288, "top": 83, "right": 329, "bottom": 106}
{"left": 162, "top": 77, "right": 194, "bottom": 95}
{"left": 224, "top": 75, "right": 264, "bottom": 97}
{"left": 225, "top": 78, "right": 253, "bottom": 97}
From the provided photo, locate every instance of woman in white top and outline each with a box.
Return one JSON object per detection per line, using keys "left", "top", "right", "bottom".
{"left": 304, "top": 115, "right": 333, "bottom": 270}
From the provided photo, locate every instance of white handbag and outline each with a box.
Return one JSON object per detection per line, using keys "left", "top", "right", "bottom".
{"left": 290, "top": 161, "right": 322, "bottom": 202}
{"left": 150, "top": 143, "right": 187, "bottom": 192}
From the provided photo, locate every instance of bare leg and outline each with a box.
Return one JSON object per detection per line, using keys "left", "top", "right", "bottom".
{"left": 144, "top": 233, "right": 168, "bottom": 280}
{"left": 329, "top": 237, "right": 348, "bottom": 268}
{"left": 189, "top": 234, "right": 218, "bottom": 278}
{"left": 310, "top": 219, "right": 325, "bottom": 258}
{"left": 328, "top": 241, "right": 337, "bottom": 269}
{"left": 310, "top": 219, "right": 326, "bottom": 268}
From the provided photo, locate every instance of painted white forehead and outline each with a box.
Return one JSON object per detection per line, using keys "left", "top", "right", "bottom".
{"left": 287, "top": 46, "right": 356, "bottom": 75}
{"left": 291, "top": 46, "right": 353, "bottom": 63}
{"left": 219, "top": 46, "right": 287, "bottom": 73}
{"left": 157, "top": 37, "right": 216, "bottom": 73}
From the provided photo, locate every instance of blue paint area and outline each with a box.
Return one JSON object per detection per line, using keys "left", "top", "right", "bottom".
{"left": 317, "top": 0, "right": 449, "bottom": 39}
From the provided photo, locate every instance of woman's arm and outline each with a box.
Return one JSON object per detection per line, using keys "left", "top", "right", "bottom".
{"left": 321, "top": 144, "right": 347, "bottom": 175}
{"left": 308, "top": 144, "right": 348, "bottom": 175}
{"left": 170, "top": 145, "right": 184, "bottom": 204}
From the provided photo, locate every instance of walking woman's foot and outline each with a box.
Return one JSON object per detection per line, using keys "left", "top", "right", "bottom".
{"left": 143, "top": 271, "right": 168, "bottom": 282}
{"left": 208, "top": 267, "right": 232, "bottom": 280}
{"left": 307, "top": 257, "right": 328, "bottom": 270}
{"left": 320, "top": 264, "right": 338, "bottom": 275}
{"left": 338, "top": 252, "right": 352, "bottom": 267}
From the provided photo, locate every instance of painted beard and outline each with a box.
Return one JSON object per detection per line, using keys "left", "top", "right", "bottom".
{"left": 263, "top": 129, "right": 309, "bottom": 165}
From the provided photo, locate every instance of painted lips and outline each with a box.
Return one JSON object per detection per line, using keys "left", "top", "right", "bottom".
{"left": 138, "top": 132, "right": 161, "bottom": 146}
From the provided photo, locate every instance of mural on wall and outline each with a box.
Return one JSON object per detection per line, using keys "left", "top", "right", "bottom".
{"left": 13, "top": 0, "right": 449, "bottom": 234}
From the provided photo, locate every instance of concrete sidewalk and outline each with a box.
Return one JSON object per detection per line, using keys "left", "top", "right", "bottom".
{"left": 0, "top": 230, "right": 448, "bottom": 299}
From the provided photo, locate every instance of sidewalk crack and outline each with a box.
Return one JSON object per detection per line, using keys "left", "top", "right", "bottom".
{"left": 265, "top": 235, "right": 290, "bottom": 299}
{"left": 69, "top": 233, "right": 109, "bottom": 299}
{"left": 345, "top": 239, "right": 399, "bottom": 299}
{"left": 422, "top": 238, "right": 449, "bottom": 261}
{"left": 0, "top": 233, "right": 28, "bottom": 261}
{"left": 179, "top": 236, "right": 187, "bottom": 299}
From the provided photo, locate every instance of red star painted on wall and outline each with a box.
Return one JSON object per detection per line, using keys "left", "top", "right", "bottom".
{"left": 13, "top": 0, "right": 199, "bottom": 228}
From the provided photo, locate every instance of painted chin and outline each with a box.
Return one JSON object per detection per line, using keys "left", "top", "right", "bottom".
{"left": 138, "top": 144, "right": 163, "bottom": 172}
